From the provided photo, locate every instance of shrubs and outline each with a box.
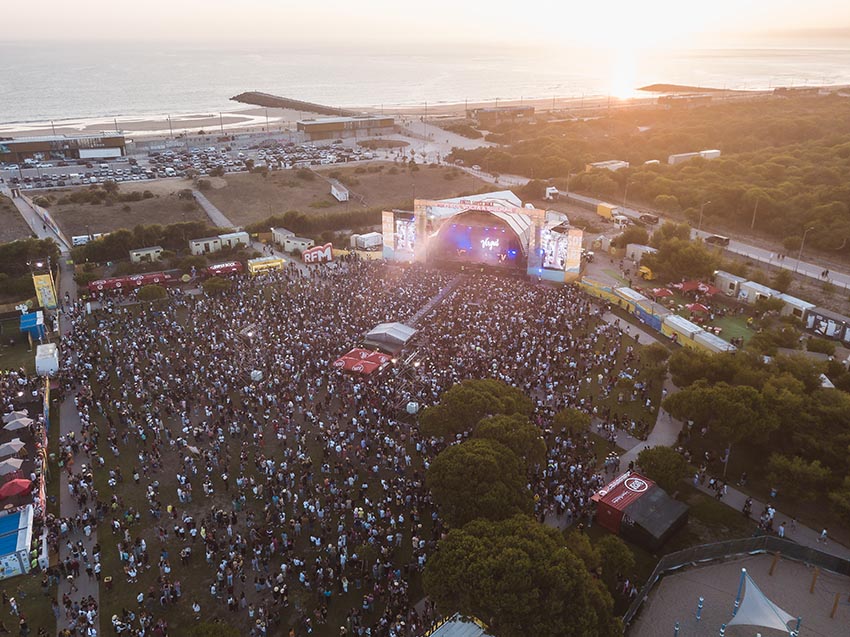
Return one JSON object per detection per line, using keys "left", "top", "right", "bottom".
{"left": 807, "top": 337, "right": 836, "bottom": 356}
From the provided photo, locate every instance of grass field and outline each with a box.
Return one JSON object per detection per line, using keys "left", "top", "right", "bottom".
{"left": 44, "top": 181, "right": 209, "bottom": 238}
{"left": 204, "top": 162, "right": 476, "bottom": 227}
{"left": 0, "top": 317, "right": 36, "bottom": 374}
{"left": 0, "top": 195, "right": 34, "bottom": 244}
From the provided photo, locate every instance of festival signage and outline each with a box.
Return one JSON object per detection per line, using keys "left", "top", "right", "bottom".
{"left": 32, "top": 273, "right": 58, "bottom": 310}
{"left": 302, "top": 243, "right": 334, "bottom": 264}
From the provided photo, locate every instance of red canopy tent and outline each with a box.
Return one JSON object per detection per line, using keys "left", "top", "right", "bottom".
{"left": 673, "top": 280, "right": 721, "bottom": 296}
{"left": 650, "top": 288, "right": 673, "bottom": 298}
{"left": 332, "top": 348, "right": 392, "bottom": 375}
{"left": 0, "top": 478, "right": 32, "bottom": 499}
{"left": 686, "top": 303, "right": 710, "bottom": 313}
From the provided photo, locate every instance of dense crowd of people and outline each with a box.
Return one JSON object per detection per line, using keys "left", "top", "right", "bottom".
{"left": 46, "top": 259, "right": 656, "bottom": 636}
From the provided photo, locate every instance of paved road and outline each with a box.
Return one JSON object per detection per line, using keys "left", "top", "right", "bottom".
{"left": 0, "top": 184, "right": 70, "bottom": 250}
{"left": 191, "top": 189, "right": 235, "bottom": 229}
{"left": 56, "top": 256, "right": 102, "bottom": 634}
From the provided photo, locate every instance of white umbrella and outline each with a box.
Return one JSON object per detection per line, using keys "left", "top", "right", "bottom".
{"left": 0, "top": 458, "right": 23, "bottom": 476}
{"left": 186, "top": 446, "right": 200, "bottom": 456}
{"left": 0, "top": 439, "right": 25, "bottom": 459}
{"left": 2, "top": 411, "right": 27, "bottom": 424}
{"left": 3, "top": 418, "right": 32, "bottom": 431}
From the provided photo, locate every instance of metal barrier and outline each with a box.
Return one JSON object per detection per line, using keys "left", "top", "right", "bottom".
{"left": 622, "top": 536, "right": 850, "bottom": 630}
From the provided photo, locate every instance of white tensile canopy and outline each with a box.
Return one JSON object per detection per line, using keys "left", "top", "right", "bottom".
{"left": 2, "top": 411, "right": 28, "bottom": 424}
{"left": 727, "top": 570, "right": 797, "bottom": 633}
{"left": 0, "top": 439, "right": 25, "bottom": 459}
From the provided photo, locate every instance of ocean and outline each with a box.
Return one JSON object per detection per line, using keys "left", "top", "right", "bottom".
{"left": 1, "top": 41, "right": 850, "bottom": 125}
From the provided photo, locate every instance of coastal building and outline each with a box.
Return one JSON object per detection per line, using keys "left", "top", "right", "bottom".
{"left": 714, "top": 270, "right": 747, "bottom": 296}
{"left": 189, "top": 237, "right": 223, "bottom": 256}
{"left": 467, "top": 105, "right": 534, "bottom": 127}
{"left": 0, "top": 134, "right": 126, "bottom": 163}
{"left": 189, "top": 231, "right": 249, "bottom": 256}
{"left": 668, "top": 149, "right": 722, "bottom": 165}
{"left": 586, "top": 160, "right": 630, "bottom": 172}
{"left": 129, "top": 246, "right": 163, "bottom": 264}
{"left": 283, "top": 236, "right": 315, "bottom": 254}
{"left": 271, "top": 228, "right": 294, "bottom": 246}
{"left": 297, "top": 116, "right": 394, "bottom": 141}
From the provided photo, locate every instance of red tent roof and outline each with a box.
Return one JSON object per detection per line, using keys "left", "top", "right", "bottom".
{"left": 686, "top": 302, "right": 710, "bottom": 313}
{"left": 650, "top": 288, "right": 673, "bottom": 297}
{"left": 591, "top": 471, "right": 655, "bottom": 512}
{"left": 332, "top": 348, "right": 392, "bottom": 375}
{"left": 673, "top": 280, "right": 721, "bottom": 295}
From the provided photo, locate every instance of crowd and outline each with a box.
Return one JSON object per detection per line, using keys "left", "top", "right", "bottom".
{"left": 45, "top": 260, "right": 657, "bottom": 636}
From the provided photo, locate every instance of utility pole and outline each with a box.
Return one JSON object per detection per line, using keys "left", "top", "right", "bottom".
{"left": 167, "top": 115, "right": 173, "bottom": 139}
{"left": 698, "top": 199, "right": 711, "bottom": 232}
{"left": 750, "top": 198, "right": 760, "bottom": 230}
{"left": 50, "top": 121, "right": 56, "bottom": 136}
{"left": 220, "top": 113, "right": 224, "bottom": 135}
{"left": 795, "top": 226, "right": 815, "bottom": 273}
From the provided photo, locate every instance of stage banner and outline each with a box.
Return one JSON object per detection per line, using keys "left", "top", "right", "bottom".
{"left": 565, "top": 228, "right": 584, "bottom": 278}
{"left": 32, "top": 273, "right": 58, "bottom": 310}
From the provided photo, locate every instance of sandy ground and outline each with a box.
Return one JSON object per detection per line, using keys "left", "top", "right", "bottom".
{"left": 0, "top": 194, "right": 35, "bottom": 243}
{"left": 0, "top": 106, "right": 312, "bottom": 139}
{"left": 629, "top": 553, "right": 850, "bottom": 637}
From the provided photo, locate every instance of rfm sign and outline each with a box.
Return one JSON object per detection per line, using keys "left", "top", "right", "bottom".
{"left": 302, "top": 243, "right": 334, "bottom": 264}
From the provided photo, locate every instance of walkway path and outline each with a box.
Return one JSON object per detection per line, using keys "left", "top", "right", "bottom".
{"left": 55, "top": 256, "right": 101, "bottom": 634}
{"left": 0, "top": 184, "right": 70, "bottom": 250}
{"left": 407, "top": 274, "right": 466, "bottom": 327}
{"left": 192, "top": 188, "right": 235, "bottom": 229}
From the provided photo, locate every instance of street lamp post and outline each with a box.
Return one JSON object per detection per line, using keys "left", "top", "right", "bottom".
{"left": 795, "top": 226, "right": 815, "bottom": 273}
{"left": 698, "top": 199, "right": 712, "bottom": 232}
{"left": 622, "top": 179, "right": 630, "bottom": 209}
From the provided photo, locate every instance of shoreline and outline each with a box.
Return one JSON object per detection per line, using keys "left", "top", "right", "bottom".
{"left": 2, "top": 83, "right": 848, "bottom": 142}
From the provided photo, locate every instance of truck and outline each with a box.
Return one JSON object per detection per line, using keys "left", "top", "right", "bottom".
{"left": 544, "top": 186, "right": 559, "bottom": 201}
{"left": 597, "top": 202, "right": 620, "bottom": 220}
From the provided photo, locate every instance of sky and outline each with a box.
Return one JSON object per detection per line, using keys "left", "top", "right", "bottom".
{"left": 4, "top": 0, "right": 850, "bottom": 48}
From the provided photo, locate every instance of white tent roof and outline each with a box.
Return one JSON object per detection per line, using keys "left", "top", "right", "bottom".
{"left": 727, "top": 570, "right": 796, "bottom": 632}
{"left": 363, "top": 322, "right": 417, "bottom": 353}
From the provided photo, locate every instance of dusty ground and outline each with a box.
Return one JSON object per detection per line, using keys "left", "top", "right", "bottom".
{"left": 45, "top": 181, "right": 208, "bottom": 237}
{"left": 0, "top": 194, "right": 35, "bottom": 243}
{"left": 204, "top": 161, "right": 475, "bottom": 226}
{"left": 629, "top": 553, "right": 850, "bottom": 637}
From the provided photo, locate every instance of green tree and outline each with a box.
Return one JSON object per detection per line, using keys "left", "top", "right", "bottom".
{"left": 552, "top": 408, "right": 592, "bottom": 436}
{"left": 636, "top": 446, "right": 689, "bottom": 493}
{"left": 202, "top": 277, "right": 233, "bottom": 295}
{"left": 828, "top": 475, "right": 850, "bottom": 526}
{"left": 419, "top": 379, "right": 533, "bottom": 439}
{"left": 596, "top": 535, "right": 636, "bottom": 594}
{"left": 136, "top": 284, "right": 167, "bottom": 302}
{"left": 426, "top": 439, "right": 532, "bottom": 527}
{"left": 611, "top": 225, "right": 650, "bottom": 249}
{"left": 423, "top": 516, "right": 622, "bottom": 637}
{"left": 771, "top": 268, "right": 793, "bottom": 293}
{"left": 663, "top": 380, "right": 779, "bottom": 444}
{"left": 102, "top": 179, "right": 119, "bottom": 195}
{"left": 642, "top": 238, "right": 719, "bottom": 280}
{"left": 474, "top": 414, "right": 547, "bottom": 470}
{"left": 766, "top": 454, "right": 830, "bottom": 498}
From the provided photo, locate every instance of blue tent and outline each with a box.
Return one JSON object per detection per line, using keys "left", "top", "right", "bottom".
{"left": 19, "top": 312, "right": 45, "bottom": 340}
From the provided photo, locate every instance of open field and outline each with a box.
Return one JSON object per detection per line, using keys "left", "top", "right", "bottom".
{"left": 0, "top": 195, "right": 34, "bottom": 243}
{"left": 204, "top": 162, "right": 475, "bottom": 227}
{"left": 45, "top": 182, "right": 208, "bottom": 238}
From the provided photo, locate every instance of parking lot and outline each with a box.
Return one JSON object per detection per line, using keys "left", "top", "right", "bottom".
{"left": 0, "top": 138, "right": 378, "bottom": 191}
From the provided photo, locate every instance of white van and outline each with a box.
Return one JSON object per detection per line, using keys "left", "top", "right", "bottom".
{"left": 99, "top": 163, "right": 109, "bottom": 171}
{"left": 164, "top": 167, "right": 176, "bottom": 177}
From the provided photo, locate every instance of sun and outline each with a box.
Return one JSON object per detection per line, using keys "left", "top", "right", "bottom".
{"left": 608, "top": 46, "right": 640, "bottom": 100}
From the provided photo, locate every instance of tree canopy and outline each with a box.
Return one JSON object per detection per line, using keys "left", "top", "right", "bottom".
{"left": 426, "top": 438, "right": 532, "bottom": 527}
{"left": 449, "top": 95, "right": 850, "bottom": 254}
{"left": 636, "top": 446, "right": 689, "bottom": 493}
{"left": 423, "top": 516, "right": 622, "bottom": 637}
{"left": 473, "top": 414, "right": 547, "bottom": 471}
{"left": 419, "top": 378, "right": 533, "bottom": 439}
